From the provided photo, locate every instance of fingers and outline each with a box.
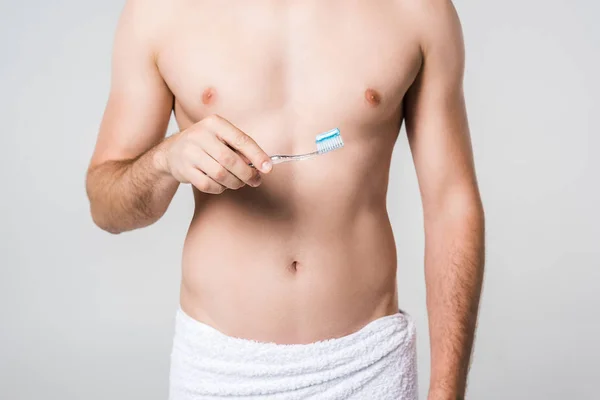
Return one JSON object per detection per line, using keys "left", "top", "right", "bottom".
{"left": 169, "top": 114, "right": 270, "bottom": 194}
{"left": 186, "top": 168, "right": 226, "bottom": 195}
{"left": 235, "top": 151, "right": 252, "bottom": 165}
{"left": 194, "top": 151, "right": 252, "bottom": 189}
{"left": 203, "top": 115, "right": 272, "bottom": 173}
{"left": 198, "top": 132, "right": 263, "bottom": 187}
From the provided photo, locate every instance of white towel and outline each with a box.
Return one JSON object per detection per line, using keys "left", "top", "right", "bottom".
{"left": 169, "top": 308, "right": 418, "bottom": 400}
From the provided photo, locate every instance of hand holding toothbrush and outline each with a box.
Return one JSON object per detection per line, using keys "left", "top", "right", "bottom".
{"left": 156, "top": 114, "right": 343, "bottom": 194}
{"left": 156, "top": 114, "right": 273, "bottom": 194}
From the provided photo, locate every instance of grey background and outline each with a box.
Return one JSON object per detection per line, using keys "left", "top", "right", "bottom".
{"left": 1, "top": 1, "right": 598, "bottom": 399}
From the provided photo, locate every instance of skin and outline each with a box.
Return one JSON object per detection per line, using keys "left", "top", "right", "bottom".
{"left": 86, "top": 1, "right": 485, "bottom": 399}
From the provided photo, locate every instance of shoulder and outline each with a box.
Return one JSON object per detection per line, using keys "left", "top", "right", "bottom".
{"left": 395, "top": 0, "right": 464, "bottom": 56}
{"left": 402, "top": 0, "right": 466, "bottom": 81}
{"left": 421, "top": 0, "right": 464, "bottom": 56}
{"left": 115, "top": 0, "right": 176, "bottom": 59}
{"left": 119, "top": 0, "right": 170, "bottom": 27}
{"left": 116, "top": 0, "right": 175, "bottom": 43}
{"left": 399, "top": 0, "right": 461, "bottom": 27}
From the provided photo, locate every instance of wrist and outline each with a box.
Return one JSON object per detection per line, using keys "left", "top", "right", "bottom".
{"left": 428, "top": 384, "right": 463, "bottom": 400}
{"left": 152, "top": 135, "right": 176, "bottom": 176}
{"left": 428, "top": 392, "right": 461, "bottom": 400}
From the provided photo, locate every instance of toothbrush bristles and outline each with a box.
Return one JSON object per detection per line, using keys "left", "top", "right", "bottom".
{"left": 316, "top": 128, "right": 344, "bottom": 154}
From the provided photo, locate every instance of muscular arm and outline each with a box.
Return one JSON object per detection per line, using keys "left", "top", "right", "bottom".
{"left": 403, "top": 1, "right": 485, "bottom": 398}
{"left": 86, "top": 0, "right": 177, "bottom": 234}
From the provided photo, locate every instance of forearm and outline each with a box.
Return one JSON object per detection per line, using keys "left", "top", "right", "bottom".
{"left": 424, "top": 192, "right": 485, "bottom": 399}
{"left": 86, "top": 136, "right": 180, "bottom": 234}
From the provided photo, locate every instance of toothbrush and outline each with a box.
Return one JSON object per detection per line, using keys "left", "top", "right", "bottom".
{"left": 250, "top": 128, "right": 344, "bottom": 167}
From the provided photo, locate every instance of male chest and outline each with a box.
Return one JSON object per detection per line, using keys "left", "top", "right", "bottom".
{"left": 157, "top": 1, "right": 421, "bottom": 128}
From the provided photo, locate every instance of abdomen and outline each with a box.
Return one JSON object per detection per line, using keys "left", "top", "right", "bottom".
{"left": 179, "top": 133, "right": 400, "bottom": 343}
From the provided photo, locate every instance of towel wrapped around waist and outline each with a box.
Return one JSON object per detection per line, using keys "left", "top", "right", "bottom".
{"left": 169, "top": 308, "right": 418, "bottom": 400}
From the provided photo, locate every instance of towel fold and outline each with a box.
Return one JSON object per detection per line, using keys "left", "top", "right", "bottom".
{"left": 169, "top": 308, "right": 418, "bottom": 400}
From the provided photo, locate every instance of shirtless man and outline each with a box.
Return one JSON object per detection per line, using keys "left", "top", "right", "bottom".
{"left": 86, "top": 1, "right": 485, "bottom": 399}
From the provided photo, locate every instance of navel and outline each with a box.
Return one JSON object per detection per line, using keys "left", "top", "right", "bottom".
{"left": 288, "top": 261, "right": 299, "bottom": 273}
{"left": 364, "top": 88, "right": 382, "bottom": 107}
{"left": 202, "top": 87, "right": 217, "bottom": 105}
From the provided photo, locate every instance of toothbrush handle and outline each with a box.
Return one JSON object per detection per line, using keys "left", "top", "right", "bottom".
{"left": 249, "top": 152, "right": 319, "bottom": 167}
{"left": 270, "top": 153, "right": 318, "bottom": 164}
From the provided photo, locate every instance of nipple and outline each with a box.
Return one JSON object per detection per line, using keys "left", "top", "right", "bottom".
{"left": 364, "top": 88, "right": 381, "bottom": 106}
{"left": 202, "top": 87, "right": 216, "bottom": 105}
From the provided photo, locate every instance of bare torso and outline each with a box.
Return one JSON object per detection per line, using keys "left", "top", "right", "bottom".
{"left": 155, "top": 0, "right": 422, "bottom": 344}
